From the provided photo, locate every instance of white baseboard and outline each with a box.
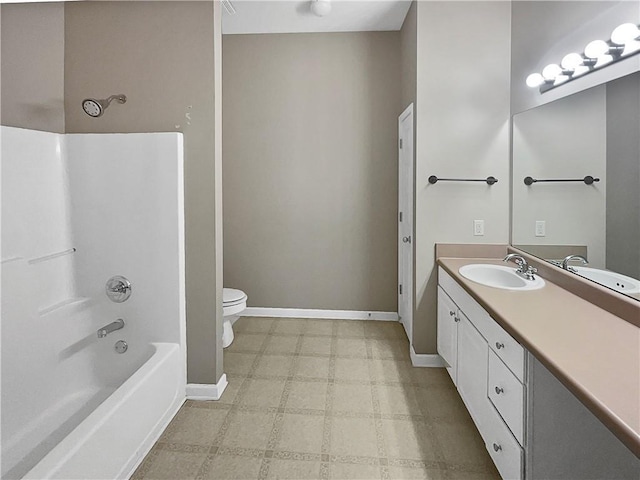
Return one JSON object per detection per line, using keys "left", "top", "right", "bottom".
{"left": 240, "top": 307, "right": 398, "bottom": 321}
{"left": 410, "top": 345, "right": 445, "bottom": 367}
{"left": 186, "top": 374, "right": 228, "bottom": 401}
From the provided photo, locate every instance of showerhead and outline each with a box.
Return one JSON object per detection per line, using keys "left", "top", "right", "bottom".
{"left": 81, "top": 94, "right": 127, "bottom": 117}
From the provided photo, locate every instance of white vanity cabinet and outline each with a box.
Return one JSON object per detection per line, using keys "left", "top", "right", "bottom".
{"left": 436, "top": 286, "right": 458, "bottom": 383}
{"left": 437, "top": 267, "right": 526, "bottom": 480}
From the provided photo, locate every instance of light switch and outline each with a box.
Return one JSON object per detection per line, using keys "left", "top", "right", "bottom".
{"left": 474, "top": 220, "right": 485, "bottom": 236}
{"left": 535, "top": 220, "right": 546, "bottom": 237}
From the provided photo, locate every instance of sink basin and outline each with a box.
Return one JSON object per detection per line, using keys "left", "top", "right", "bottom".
{"left": 572, "top": 267, "right": 640, "bottom": 294}
{"left": 459, "top": 264, "right": 545, "bottom": 291}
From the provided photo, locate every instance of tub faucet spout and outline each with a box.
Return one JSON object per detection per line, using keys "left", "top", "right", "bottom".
{"left": 97, "top": 319, "right": 125, "bottom": 338}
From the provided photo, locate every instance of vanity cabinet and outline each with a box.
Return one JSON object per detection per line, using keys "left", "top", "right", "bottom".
{"left": 436, "top": 286, "right": 458, "bottom": 383}
{"left": 457, "top": 312, "right": 490, "bottom": 432}
{"left": 437, "top": 267, "right": 526, "bottom": 480}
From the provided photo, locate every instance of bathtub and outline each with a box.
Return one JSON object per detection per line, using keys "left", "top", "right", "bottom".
{"left": 22, "top": 343, "right": 185, "bottom": 480}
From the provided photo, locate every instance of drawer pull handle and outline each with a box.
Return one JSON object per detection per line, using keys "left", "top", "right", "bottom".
{"left": 454, "top": 317, "right": 460, "bottom": 323}
{"left": 495, "top": 386, "right": 504, "bottom": 395}
{"left": 449, "top": 310, "right": 455, "bottom": 316}
{"left": 495, "top": 342, "right": 505, "bottom": 350}
{"left": 493, "top": 443, "right": 502, "bottom": 452}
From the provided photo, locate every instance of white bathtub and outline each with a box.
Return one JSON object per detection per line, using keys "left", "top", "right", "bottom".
{"left": 22, "top": 343, "right": 185, "bottom": 480}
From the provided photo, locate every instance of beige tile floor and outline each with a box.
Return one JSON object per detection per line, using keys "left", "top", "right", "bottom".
{"left": 132, "top": 318, "right": 499, "bottom": 480}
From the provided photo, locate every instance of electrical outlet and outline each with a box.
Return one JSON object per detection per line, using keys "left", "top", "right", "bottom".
{"left": 474, "top": 220, "right": 485, "bottom": 236}
{"left": 535, "top": 220, "right": 546, "bottom": 237}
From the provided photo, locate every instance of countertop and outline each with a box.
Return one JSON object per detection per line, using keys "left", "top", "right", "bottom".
{"left": 437, "top": 257, "right": 640, "bottom": 458}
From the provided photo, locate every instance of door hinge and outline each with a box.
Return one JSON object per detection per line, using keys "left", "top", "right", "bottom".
{"left": 399, "top": 138, "right": 403, "bottom": 149}
{"left": 399, "top": 212, "right": 403, "bottom": 222}
{"left": 399, "top": 284, "right": 403, "bottom": 295}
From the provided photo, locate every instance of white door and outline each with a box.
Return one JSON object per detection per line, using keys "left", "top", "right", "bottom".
{"left": 398, "top": 104, "right": 414, "bottom": 343}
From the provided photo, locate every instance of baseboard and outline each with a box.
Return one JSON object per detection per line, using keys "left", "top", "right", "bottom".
{"left": 240, "top": 307, "right": 398, "bottom": 321}
{"left": 186, "top": 374, "right": 228, "bottom": 401}
{"left": 410, "top": 345, "right": 445, "bottom": 368}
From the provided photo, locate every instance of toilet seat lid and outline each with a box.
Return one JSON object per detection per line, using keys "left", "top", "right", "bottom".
{"left": 223, "top": 288, "right": 247, "bottom": 306}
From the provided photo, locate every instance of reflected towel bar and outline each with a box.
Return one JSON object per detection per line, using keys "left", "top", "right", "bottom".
{"left": 428, "top": 175, "right": 498, "bottom": 185}
{"left": 524, "top": 175, "right": 600, "bottom": 186}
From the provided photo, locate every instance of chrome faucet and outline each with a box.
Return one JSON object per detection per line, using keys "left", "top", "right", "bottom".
{"left": 503, "top": 254, "right": 538, "bottom": 281}
{"left": 562, "top": 254, "right": 588, "bottom": 273}
{"left": 97, "top": 319, "right": 125, "bottom": 338}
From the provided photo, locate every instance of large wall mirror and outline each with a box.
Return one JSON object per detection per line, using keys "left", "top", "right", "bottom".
{"left": 512, "top": 71, "right": 640, "bottom": 301}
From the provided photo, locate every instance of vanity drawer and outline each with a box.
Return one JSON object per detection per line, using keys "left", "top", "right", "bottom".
{"left": 487, "top": 319, "right": 525, "bottom": 382}
{"left": 484, "top": 404, "right": 524, "bottom": 480}
{"left": 488, "top": 349, "right": 525, "bottom": 445}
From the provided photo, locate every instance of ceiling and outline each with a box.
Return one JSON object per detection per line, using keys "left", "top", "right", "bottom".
{"left": 222, "top": 0, "right": 412, "bottom": 35}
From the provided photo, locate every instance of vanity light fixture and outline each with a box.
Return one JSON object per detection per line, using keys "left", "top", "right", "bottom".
{"left": 526, "top": 22, "right": 640, "bottom": 93}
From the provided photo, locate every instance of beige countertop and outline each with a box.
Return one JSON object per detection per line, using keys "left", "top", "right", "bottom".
{"left": 438, "top": 257, "right": 640, "bottom": 458}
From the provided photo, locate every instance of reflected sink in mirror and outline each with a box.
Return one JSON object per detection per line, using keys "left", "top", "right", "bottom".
{"left": 459, "top": 264, "right": 546, "bottom": 291}
{"left": 572, "top": 267, "right": 640, "bottom": 294}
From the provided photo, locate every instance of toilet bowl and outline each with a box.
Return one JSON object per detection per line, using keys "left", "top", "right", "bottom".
{"left": 222, "top": 288, "right": 247, "bottom": 348}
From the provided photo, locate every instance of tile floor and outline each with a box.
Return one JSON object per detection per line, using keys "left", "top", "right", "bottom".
{"left": 132, "top": 318, "right": 499, "bottom": 480}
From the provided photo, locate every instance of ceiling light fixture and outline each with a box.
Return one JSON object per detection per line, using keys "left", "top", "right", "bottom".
{"left": 310, "top": 0, "right": 331, "bottom": 17}
{"left": 526, "top": 22, "right": 640, "bottom": 93}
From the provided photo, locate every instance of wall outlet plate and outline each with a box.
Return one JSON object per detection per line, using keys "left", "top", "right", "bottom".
{"left": 474, "top": 220, "right": 485, "bottom": 236}
{"left": 535, "top": 220, "right": 546, "bottom": 237}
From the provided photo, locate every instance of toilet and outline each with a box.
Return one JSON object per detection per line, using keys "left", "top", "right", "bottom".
{"left": 222, "top": 288, "right": 247, "bottom": 348}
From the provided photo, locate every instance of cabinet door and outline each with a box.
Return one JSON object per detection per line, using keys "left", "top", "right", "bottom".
{"left": 457, "top": 312, "right": 491, "bottom": 435}
{"left": 437, "top": 287, "right": 458, "bottom": 384}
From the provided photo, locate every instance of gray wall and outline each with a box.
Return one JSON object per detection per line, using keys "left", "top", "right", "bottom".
{"left": 222, "top": 32, "right": 400, "bottom": 311}
{"left": 413, "top": 1, "right": 512, "bottom": 354}
{"left": 606, "top": 72, "right": 640, "bottom": 280}
{"left": 0, "top": 3, "right": 65, "bottom": 133}
{"left": 400, "top": 1, "right": 417, "bottom": 112}
{"left": 65, "top": 1, "right": 222, "bottom": 384}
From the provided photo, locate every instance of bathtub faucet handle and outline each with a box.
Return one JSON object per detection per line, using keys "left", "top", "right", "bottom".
{"left": 106, "top": 276, "right": 132, "bottom": 303}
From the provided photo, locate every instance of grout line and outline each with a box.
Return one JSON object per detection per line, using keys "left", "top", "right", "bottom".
{"left": 321, "top": 330, "right": 337, "bottom": 458}
{"left": 194, "top": 454, "right": 215, "bottom": 480}
{"left": 369, "top": 347, "right": 389, "bottom": 464}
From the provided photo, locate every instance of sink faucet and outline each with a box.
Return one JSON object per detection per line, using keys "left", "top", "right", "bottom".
{"left": 562, "top": 254, "right": 588, "bottom": 273}
{"left": 503, "top": 254, "right": 538, "bottom": 281}
{"left": 97, "top": 319, "right": 125, "bottom": 338}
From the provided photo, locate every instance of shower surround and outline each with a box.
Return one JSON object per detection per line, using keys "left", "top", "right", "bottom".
{"left": 1, "top": 127, "right": 186, "bottom": 479}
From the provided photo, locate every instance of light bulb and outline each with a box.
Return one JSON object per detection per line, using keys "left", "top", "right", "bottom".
{"left": 310, "top": 0, "right": 331, "bottom": 17}
{"left": 542, "top": 64, "right": 562, "bottom": 81}
{"left": 611, "top": 23, "right": 640, "bottom": 45}
{"left": 561, "top": 53, "right": 584, "bottom": 70}
{"left": 526, "top": 73, "right": 544, "bottom": 88}
{"left": 584, "top": 40, "right": 610, "bottom": 59}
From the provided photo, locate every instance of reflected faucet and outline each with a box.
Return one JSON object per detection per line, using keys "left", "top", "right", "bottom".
{"left": 562, "top": 255, "right": 588, "bottom": 273}
{"left": 97, "top": 319, "right": 125, "bottom": 338}
{"left": 503, "top": 254, "right": 538, "bottom": 281}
